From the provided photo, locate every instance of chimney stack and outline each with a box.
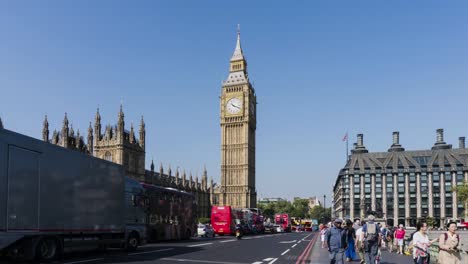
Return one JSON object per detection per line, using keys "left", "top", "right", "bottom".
{"left": 459, "top": 137, "right": 465, "bottom": 149}
{"left": 393, "top": 132, "right": 399, "bottom": 145}
{"left": 436, "top": 129, "right": 444, "bottom": 144}
{"left": 353, "top": 133, "right": 368, "bottom": 153}
{"left": 357, "top": 134, "right": 364, "bottom": 147}
{"left": 432, "top": 128, "right": 451, "bottom": 150}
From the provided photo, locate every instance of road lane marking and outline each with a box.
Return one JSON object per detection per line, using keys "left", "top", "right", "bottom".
{"left": 281, "top": 249, "right": 290, "bottom": 255}
{"left": 263, "top": 258, "right": 274, "bottom": 261}
{"left": 279, "top": 240, "right": 297, "bottom": 243}
{"left": 161, "top": 258, "right": 247, "bottom": 264}
{"left": 65, "top": 259, "right": 104, "bottom": 264}
{"left": 187, "top": 242, "right": 213, "bottom": 247}
{"left": 128, "top": 247, "right": 174, "bottom": 256}
{"left": 268, "top": 258, "right": 278, "bottom": 264}
{"left": 292, "top": 243, "right": 297, "bottom": 248}
{"left": 220, "top": 239, "right": 237, "bottom": 243}
{"left": 252, "top": 262, "right": 263, "bottom": 264}
{"left": 298, "top": 240, "right": 302, "bottom": 244}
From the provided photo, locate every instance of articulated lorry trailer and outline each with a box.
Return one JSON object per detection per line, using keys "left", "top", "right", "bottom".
{"left": 0, "top": 128, "right": 147, "bottom": 261}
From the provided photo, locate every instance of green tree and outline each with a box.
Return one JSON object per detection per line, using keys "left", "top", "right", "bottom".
{"left": 291, "top": 198, "right": 310, "bottom": 218}
{"left": 426, "top": 217, "right": 435, "bottom": 228}
{"left": 309, "top": 206, "right": 331, "bottom": 224}
{"left": 452, "top": 181, "right": 468, "bottom": 220}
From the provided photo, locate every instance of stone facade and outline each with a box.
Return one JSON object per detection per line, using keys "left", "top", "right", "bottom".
{"left": 333, "top": 130, "right": 468, "bottom": 227}
{"left": 213, "top": 28, "right": 257, "bottom": 209}
{"left": 41, "top": 107, "right": 213, "bottom": 219}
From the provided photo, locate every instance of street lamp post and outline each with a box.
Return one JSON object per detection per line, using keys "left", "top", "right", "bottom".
{"left": 323, "top": 195, "right": 326, "bottom": 209}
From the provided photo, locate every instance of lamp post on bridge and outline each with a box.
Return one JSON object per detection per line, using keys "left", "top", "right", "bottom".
{"left": 323, "top": 195, "right": 326, "bottom": 209}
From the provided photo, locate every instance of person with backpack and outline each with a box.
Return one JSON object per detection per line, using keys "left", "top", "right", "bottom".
{"left": 438, "top": 221, "right": 462, "bottom": 264}
{"left": 355, "top": 221, "right": 365, "bottom": 264}
{"left": 385, "top": 226, "right": 394, "bottom": 252}
{"left": 326, "top": 218, "right": 348, "bottom": 264}
{"left": 360, "top": 214, "right": 381, "bottom": 264}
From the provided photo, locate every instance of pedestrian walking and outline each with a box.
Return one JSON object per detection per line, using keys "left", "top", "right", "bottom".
{"left": 385, "top": 225, "right": 394, "bottom": 252}
{"left": 321, "top": 224, "right": 328, "bottom": 249}
{"left": 355, "top": 221, "right": 365, "bottom": 264}
{"left": 345, "top": 219, "right": 357, "bottom": 262}
{"left": 412, "top": 221, "right": 437, "bottom": 264}
{"left": 326, "top": 218, "right": 348, "bottom": 264}
{"left": 394, "top": 224, "right": 406, "bottom": 254}
{"left": 438, "top": 221, "right": 462, "bottom": 264}
{"left": 360, "top": 214, "right": 381, "bottom": 264}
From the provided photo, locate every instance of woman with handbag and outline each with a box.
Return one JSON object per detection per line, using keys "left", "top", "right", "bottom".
{"left": 412, "top": 222, "right": 437, "bottom": 264}
{"left": 438, "top": 222, "right": 461, "bottom": 264}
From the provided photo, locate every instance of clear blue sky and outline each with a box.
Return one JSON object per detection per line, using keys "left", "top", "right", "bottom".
{"left": 1, "top": 1, "right": 468, "bottom": 203}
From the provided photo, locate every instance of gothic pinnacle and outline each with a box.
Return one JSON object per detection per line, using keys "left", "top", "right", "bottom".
{"left": 0, "top": 116, "right": 3, "bottom": 129}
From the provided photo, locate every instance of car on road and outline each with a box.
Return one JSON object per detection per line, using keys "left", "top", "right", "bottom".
{"left": 197, "top": 224, "right": 215, "bottom": 238}
{"left": 274, "top": 224, "right": 284, "bottom": 233}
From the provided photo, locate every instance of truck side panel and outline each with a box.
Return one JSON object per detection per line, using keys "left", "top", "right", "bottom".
{"left": 7, "top": 146, "right": 40, "bottom": 231}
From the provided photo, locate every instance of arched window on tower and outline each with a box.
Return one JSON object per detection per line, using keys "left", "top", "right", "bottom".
{"left": 104, "top": 151, "right": 112, "bottom": 162}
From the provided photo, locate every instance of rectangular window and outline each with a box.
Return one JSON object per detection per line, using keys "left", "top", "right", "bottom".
{"left": 365, "top": 174, "right": 371, "bottom": 183}
{"left": 433, "top": 173, "right": 440, "bottom": 181}
{"left": 445, "top": 173, "right": 452, "bottom": 181}
{"left": 398, "top": 173, "right": 404, "bottom": 182}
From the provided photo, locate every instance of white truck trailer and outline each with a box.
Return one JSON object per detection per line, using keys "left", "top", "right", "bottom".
{"left": 0, "top": 128, "right": 147, "bottom": 261}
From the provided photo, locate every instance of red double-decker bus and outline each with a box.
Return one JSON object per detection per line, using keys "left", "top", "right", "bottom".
{"left": 211, "top": 206, "right": 243, "bottom": 235}
{"left": 275, "top": 213, "right": 291, "bottom": 232}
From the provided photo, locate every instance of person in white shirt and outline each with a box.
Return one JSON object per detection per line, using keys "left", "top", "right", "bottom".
{"left": 412, "top": 222, "right": 437, "bottom": 264}
{"left": 355, "top": 221, "right": 364, "bottom": 264}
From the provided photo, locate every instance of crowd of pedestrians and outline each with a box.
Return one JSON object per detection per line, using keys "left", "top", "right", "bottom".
{"left": 319, "top": 215, "right": 463, "bottom": 264}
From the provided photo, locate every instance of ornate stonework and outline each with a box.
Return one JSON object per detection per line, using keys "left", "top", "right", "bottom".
{"left": 214, "top": 28, "right": 257, "bottom": 208}
{"left": 41, "top": 106, "right": 213, "bottom": 218}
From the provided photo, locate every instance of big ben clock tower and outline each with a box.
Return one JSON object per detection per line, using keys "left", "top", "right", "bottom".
{"left": 219, "top": 27, "right": 257, "bottom": 208}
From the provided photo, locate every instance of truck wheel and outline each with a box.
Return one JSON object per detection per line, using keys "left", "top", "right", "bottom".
{"left": 126, "top": 233, "right": 139, "bottom": 251}
{"left": 35, "top": 237, "right": 59, "bottom": 262}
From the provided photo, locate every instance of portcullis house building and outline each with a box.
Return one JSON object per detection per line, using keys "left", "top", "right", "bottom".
{"left": 333, "top": 129, "right": 468, "bottom": 227}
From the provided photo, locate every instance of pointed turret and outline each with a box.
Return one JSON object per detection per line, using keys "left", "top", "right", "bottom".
{"left": 190, "top": 172, "right": 194, "bottom": 189}
{"left": 139, "top": 116, "right": 145, "bottom": 149}
{"left": 202, "top": 165, "right": 208, "bottom": 191}
{"left": 175, "top": 168, "right": 180, "bottom": 186}
{"left": 52, "top": 130, "right": 58, "bottom": 144}
{"left": 150, "top": 159, "right": 155, "bottom": 184}
{"left": 62, "top": 113, "right": 69, "bottom": 148}
{"left": 225, "top": 25, "right": 249, "bottom": 85}
{"left": 230, "top": 24, "right": 245, "bottom": 63}
{"left": 75, "top": 129, "right": 80, "bottom": 149}
{"left": 0, "top": 117, "right": 3, "bottom": 129}
{"left": 130, "top": 123, "right": 135, "bottom": 144}
{"left": 159, "top": 163, "right": 164, "bottom": 181}
{"left": 87, "top": 122, "right": 93, "bottom": 154}
{"left": 94, "top": 108, "right": 101, "bottom": 142}
{"left": 168, "top": 165, "right": 172, "bottom": 179}
{"left": 117, "top": 104, "right": 125, "bottom": 141}
{"left": 70, "top": 124, "right": 75, "bottom": 138}
{"left": 43, "top": 115, "right": 49, "bottom": 142}
{"left": 182, "top": 170, "right": 187, "bottom": 187}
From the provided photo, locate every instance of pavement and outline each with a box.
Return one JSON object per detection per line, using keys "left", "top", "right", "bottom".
{"left": 307, "top": 237, "right": 415, "bottom": 264}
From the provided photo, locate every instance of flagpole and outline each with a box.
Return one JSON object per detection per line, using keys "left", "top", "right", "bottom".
{"left": 346, "top": 133, "right": 349, "bottom": 163}
{"left": 346, "top": 132, "right": 349, "bottom": 162}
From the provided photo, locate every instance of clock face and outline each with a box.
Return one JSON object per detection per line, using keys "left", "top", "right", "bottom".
{"left": 226, "top": 97, "right": 242, "bottom": 114}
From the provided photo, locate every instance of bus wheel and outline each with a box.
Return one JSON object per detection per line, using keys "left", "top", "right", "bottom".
{"left": 126, "top": 232, "right": 139, "bottom": 251}
{"left": 35, "top": 237, "right": 59, "bottom": 262}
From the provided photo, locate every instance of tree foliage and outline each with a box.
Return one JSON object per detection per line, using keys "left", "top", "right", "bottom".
{"left": 258, "top": 199, "right": 331, "bottom": 224}
{"left": 453, "top": 181, "right": 468, "bottom": 204}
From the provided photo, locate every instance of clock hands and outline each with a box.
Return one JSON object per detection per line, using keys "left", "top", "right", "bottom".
{"left": 230, "top": 103, "right": 240, "bottom": 109}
